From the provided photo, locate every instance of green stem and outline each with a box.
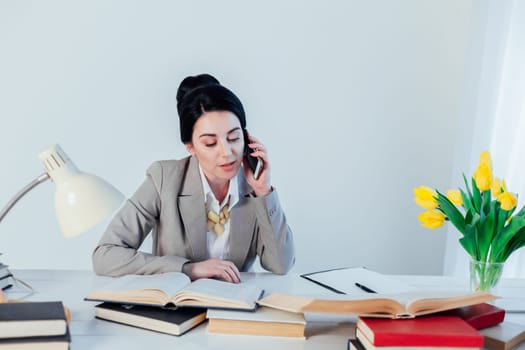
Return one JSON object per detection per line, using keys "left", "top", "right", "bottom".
{"left": 471, "top": 260, "right": 504, "bottom": 292}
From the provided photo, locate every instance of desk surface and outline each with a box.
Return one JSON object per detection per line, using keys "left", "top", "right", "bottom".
{"left": 5, "top": 270, "right": 525, "bottom": 350}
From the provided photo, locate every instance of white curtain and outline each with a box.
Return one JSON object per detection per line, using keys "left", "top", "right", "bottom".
{"left": 443, "top": 0, "right": 525, "bottom": 278}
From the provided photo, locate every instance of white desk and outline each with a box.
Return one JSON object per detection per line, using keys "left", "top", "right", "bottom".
{"left": 5, "top": 270, "right": 525, "bottom": 350}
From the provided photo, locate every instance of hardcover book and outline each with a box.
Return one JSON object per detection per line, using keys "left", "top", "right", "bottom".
{"left": 356, "top": 315, "right": 484, "bottom": 348}
{"left": 0, "top": 301, "right": 67, "bottom": 339}
{"left": 257, "top": 290, "right": 495, "bottom": 319}
{"left": 207, "top": 306, "right": 306, "bottom": 338}
{"left": 349, "top": 335, "right": 481, "bottom": 350}
{"left": 86, "top": 272, "right": 263, "bottom": 311}
{"left": 95, "top": 302, "right": 207, "bottom": 336}
{"left": 0, "top": 328, "right": 70, "bottom": 350}
{"left": 0, "top": 264, "right": 12, "bottom": 291}
{"left": 480, "top": 321, "right": 525, "bottom": 350}
{"left": 437, "top": 302, "right": 505, "bottom": 330}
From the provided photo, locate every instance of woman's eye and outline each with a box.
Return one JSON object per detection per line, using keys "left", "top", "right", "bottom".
{"left": 205, "top": 143, "right": 217, "bottom": 147}
{"left": 227, "top": 137, "right": 241, "bottom": 143}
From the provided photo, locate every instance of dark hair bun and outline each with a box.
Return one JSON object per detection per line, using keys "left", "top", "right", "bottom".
{"left": 176, "top": 74, "right": 220, "bottom": 112}
{"left": 176, "top": 73, "right": 246, "bottom": 144}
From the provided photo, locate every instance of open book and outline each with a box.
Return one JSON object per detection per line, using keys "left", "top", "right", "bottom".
{"left": 257, "top": 290, "right": 496, "bottom": 319}
{"left": 85, "top": 272, "right": 264, "bottom": 311}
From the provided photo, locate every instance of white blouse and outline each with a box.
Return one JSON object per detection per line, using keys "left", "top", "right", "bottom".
{"left": 198, "top": 166, "right": 240, "bottom": 260}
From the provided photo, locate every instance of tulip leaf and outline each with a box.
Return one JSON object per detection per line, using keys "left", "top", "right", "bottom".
{"left": 501, "top": 228, "right": 525, "bottom": 261}
{"left": 514, "top": 206, "right": 525, "bottom": 218}
{"left": 460, "top": 189, "right": 474, "bottom": 213}
{"left": 477, "top": 201, "right": 497, "bottom": 262}
{"left": 496, "top": 202, "right": 507, "bottom": 234}
{"left": 462, "top": 214, "right": 481, "bottom": 260}
{"left": 436, "top": 190, "right": 465, "bottom": 234}
{"left": 463, "top": 173, "right": 473, "bottom": 199}
{"left": 459, "top": 236, "right": 476, "bottom": 258}
{"left": 491, "top": 216, "right": 525, "bottom": 262}
{"left": 481, "top": 190, "right": 492, "bottom": 216}
{"left": 465, "top": 209, "right": 474, "bottom": 226}
{"left": 471, "top": 177, "right": 481, "bottom": 213}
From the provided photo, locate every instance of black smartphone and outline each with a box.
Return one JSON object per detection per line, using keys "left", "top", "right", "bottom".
{"left": 243, "top": 130, "right": 264, "bottom": 180}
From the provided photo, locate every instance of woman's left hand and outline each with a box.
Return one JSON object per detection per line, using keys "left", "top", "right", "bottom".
{"left": 243, "top": 135, "right": 272, "bottom": 197}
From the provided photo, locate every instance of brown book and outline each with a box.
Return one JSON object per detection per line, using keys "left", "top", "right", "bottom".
{"left": 86, "top": 272, "right": 263, "bottom": 311}
{"left": 257, "top": 290, "right": 495, "bottom": 319}
{"left": 480, "top": 321, "right": 525, "bottom": 350}
{"left": 207, "top": 306, "right": 306, "bottom": 338}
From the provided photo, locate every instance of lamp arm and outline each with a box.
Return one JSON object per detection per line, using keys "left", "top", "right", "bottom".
{"left": 0, "top": 173, "right": 51, "bottom": 223}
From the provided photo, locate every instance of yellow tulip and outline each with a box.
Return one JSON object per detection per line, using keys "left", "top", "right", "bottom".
{"left": 414, "top": 186, "right": 438, "bottom": 209}
{"left": 418, "top": 210, "right": 445, "bottom": 229}
{"left": 491, "top": 177, "right": 507, "bottom": 197}
{"left": 473, "top": 164, "right": 492, "bottom": 191}
{"left": 498, "top": 192, "right": 517, "bottom": 211}
{"left": 479, "top": 150, "right": 492, "bottom": 170}
{"left": 446, "top": 189, "right": 463, "bottom": 206}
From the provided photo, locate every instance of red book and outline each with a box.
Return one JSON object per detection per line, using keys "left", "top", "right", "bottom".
{"left": 436, "top": 303, "right": 505, "bottom": 330}
{"left": 357, "top": 315, "right": 484, "bottom": 348}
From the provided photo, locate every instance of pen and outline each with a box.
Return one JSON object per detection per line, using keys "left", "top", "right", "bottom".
{"left": 355, "top": 282, "right": 377, "bottom": 293}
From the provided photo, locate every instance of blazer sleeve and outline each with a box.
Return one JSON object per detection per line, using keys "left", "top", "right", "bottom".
{"left": 92, "top": 162, "right": 189, "bottom": 276}
{"left": 251, "top": 189, "right": 295, "bottom": 274}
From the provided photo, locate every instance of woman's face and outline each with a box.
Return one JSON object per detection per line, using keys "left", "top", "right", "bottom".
{"left": 186, "top": 110, "right": 244, "bottom": 184}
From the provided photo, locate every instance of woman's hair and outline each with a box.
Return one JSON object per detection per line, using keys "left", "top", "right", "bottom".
{"left": 176, "top": 74, "right": 247, "bottom": 144}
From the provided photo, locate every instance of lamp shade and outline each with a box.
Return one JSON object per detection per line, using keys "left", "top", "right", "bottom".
{"left": 39, "top": 145, "right": 125, "bottom": 238}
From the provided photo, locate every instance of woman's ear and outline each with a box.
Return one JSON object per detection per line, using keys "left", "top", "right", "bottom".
{"left": 185, "top": 143, "right": 195, "bottom": 156}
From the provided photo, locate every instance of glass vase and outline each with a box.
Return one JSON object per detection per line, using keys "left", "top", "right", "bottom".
{"left": 469, "top": 260, "right": 505, "bottom": 294}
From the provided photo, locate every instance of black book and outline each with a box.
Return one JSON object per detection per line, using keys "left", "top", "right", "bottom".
{"left": 0, "top": 264, "right": 12, "bottom": 290}
{"left": 0, "top": 327, "right": 70, "bottom": 350}
{"left": 0, "top": 301, "right": 67, "bottom": 339}
{"left": 348, "top": 338, "right": 365, "bottom": 350}
{"left": 95, "top": 302, "right": 207, "bottom": 336}
{"left": 0, "top": 272, "right": 12, "bottom": 291}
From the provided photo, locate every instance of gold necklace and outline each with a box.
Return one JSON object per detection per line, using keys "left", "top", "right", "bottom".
{"left": 207, "top": 197, "right": 230, "bottom": 235}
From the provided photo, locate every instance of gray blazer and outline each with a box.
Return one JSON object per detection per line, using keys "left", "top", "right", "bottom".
{"left": 92, "top": 156, "right": 295, "bottom": 277}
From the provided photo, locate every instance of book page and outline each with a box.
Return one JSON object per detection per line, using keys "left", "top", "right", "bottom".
{"left": 259, "top": 290, "right": 495, "bottom": 318}
{"left": 403, "top": 290, "right": 495, "bottom": 316}
{"left": 302, "top": 267, "right": 419, "bottom": 294}
{"left": 94, "top": 272, "right": 191, "bottom": 296}
{"left": 174, "top": 278, "right": 263, "bottom": 309}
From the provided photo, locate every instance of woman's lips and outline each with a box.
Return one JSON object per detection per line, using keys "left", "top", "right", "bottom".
{"left": 219, "top": 161, "right": 236, "bottom": 171}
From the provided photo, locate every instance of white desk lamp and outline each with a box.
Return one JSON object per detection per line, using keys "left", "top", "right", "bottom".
{"left": 0, "top": 143, "right": 124, "bottom": 248}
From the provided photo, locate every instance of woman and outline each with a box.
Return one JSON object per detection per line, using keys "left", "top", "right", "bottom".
{"left": 92, "top": 74, "right": 295, "bottom": 283}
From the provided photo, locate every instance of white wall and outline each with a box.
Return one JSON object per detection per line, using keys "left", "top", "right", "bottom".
{"left": 0, "top": 0, "right": 473, "bottom": 274}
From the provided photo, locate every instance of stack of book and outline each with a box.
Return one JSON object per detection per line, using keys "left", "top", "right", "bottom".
{"left": 348, "top": 302, "right": 517, "bottom": 350}
{"left": 86, "top": 272, "right": 264, "bottom": 336}
{"left": 350, "top": 315, "right": 485, "bottom": 350}
{"left": 0, "top": 301, "right": 70, "bottom": 349}
{"left": 207, "top": 306, "right": 306, "bottom": 338}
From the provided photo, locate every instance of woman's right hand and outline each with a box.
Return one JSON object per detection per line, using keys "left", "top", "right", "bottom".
{"left": 182, "top": 259, "right": 241, "bottom": 283}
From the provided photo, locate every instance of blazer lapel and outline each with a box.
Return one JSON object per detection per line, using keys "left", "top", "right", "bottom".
{"left": 228, "top": 173, "right": 255, "bottom": 268}
{"left": 178, "top": 156, "right": 208, "bottom": 261}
